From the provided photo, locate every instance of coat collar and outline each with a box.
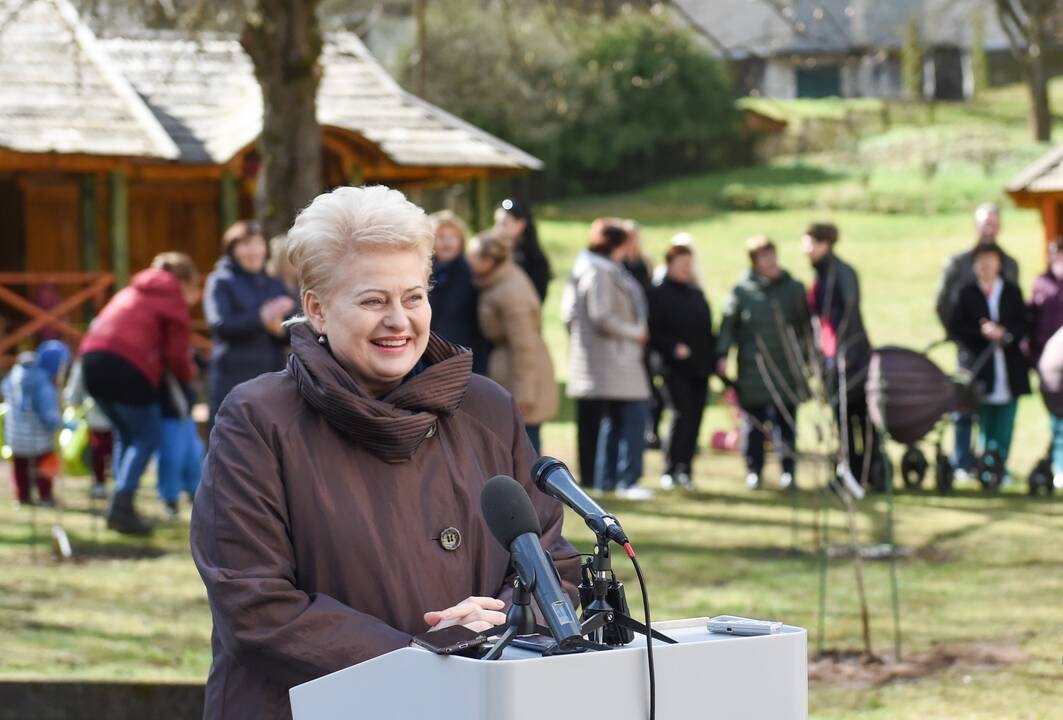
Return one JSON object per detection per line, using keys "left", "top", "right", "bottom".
{"left": 287, "top": 322, "right": 472, "bottom": 463}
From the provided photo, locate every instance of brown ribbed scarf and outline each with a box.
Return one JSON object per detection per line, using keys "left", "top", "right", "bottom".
{"left": 287, "top": 322, "right": 472, "bottom": 463}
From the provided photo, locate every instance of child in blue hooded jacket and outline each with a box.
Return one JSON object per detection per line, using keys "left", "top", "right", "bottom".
{"left": 2, "top": 340, "right": 71, "bottom": 506}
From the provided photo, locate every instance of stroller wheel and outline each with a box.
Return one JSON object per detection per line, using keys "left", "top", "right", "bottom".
{"left": 900, "top": 446, "right": 928, "bottom": 489}
{"left": 1028, "top": 458, "right": 1052, "bottom": 496}
{"left": 934, "top": 452, "right": 953, "bottom": 494}
{"left": 977, "top": 450, "right": 1005, "bottom": 492}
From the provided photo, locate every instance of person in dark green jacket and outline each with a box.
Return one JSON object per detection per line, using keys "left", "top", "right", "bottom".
{"left": 716, "top": 236, "right": 810, "bottom": 490}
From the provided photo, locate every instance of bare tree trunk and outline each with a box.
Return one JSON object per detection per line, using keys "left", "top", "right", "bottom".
{"left": 242, "top": 0, "right": 324, "bottom": 237}
{"left": 415, "top": 0, "right": 428, "bottom": 97}
{"left": 1027, "top": 13, "right": 1052, "bottom": 142}
{"left": 996, "top": 0, "right": 1055, "bottom": 143}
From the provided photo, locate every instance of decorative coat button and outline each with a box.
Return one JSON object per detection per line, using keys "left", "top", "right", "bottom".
{"left": 439, "top": 527, "right": 462, "bottom": 551}
{"left": 425, "top": 424, "right": 437, "bottom": 439}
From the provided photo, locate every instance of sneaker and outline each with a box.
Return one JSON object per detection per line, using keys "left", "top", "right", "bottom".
{"left": 952, "top": 468, "right": 971, "bottom": 483}
{"left": 745, "top": 473, "right": 762, "bottom": 490}
{"left": 1002, "top": 473, "right": 1016, "bottom": 488}
{"left": 618, "top": 486, "right": 655, "bottom": 500}
{"left": 779, "top": 472, "right": 795, "bottom": 490}
{"left": 89, "top": 484, "right": 108, "bottom": 500}
{"left": 1054, "top": 473, "right": 1063, "bottom": 490}
{"left": 164, "top": 500, "right": 180, "bottom": 520}
{"left": 38, "top": 498, "right": 57, "bottom": 509}
{"left": 660, "top": 474, "right": 675, "bottom": 490}
{"left": 676, "top": 473, "right": 694, "bottom": 490}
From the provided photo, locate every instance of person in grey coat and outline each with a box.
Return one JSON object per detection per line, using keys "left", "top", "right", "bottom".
{"left": 562, "top": 219, "right": 651, "bottom": 496}
{"left": 934, "top": 202, "right": 1020, "bottom": 477}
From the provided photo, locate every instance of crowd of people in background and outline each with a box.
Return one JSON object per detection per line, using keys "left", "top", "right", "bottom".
{"left": 5, "top": 195, "right": 1063, "bottom": 535}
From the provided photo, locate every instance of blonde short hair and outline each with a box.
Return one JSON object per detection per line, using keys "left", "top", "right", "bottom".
{"left": 287, "top": 186, "right": 434, "bottom": 300}
{"left": 429, "top": 210, "right": 469, "bottom": 243}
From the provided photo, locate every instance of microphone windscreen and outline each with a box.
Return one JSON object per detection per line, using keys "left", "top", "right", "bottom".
{"left": 480, "top": 475, "right": 542, "bottom": 548}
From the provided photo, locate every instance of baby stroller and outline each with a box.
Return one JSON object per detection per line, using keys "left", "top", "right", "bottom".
{"left": 1027, "top": 327, "right": 1063, "bottom": 496}
{"left": 866, "top": 341, "right": 1003, "bottom": 493}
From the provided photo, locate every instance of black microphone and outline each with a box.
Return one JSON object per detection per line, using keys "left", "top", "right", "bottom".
{"left": 532, "top": 456, "right": 630, "bottom": 547}
{"left": 480, "top": 475, "right": 583, "bottom": 645}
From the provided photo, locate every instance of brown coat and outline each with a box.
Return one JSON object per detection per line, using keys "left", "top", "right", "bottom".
{"left": 476, "top": 261, "right": 560, "bottom": 425}
{"left": 191, "top": 323, "right": 580, "bottom": 720}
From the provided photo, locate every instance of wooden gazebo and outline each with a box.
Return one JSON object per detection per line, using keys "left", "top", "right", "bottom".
{"left": 1006, "top": 144, "right": 1063, "bottom": 248}
{"left": 0, "top": 0, "right": 541, "bottom": 365}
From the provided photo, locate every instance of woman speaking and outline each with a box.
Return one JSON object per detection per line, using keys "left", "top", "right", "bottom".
{"left": 190, "top": 186, "right": 580, "bottom": 720}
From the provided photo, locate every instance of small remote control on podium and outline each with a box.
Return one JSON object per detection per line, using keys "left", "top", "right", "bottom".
{"left": 707, "top": 615, "right": 782, "bottom": 636}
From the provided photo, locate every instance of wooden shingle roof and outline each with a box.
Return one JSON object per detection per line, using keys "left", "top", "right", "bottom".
{"left": 0, "top": 0, "right": 178, "bottom": 159}
{"left": 0, "top": 1, "right": 541, "bottom": 174}
{"left": 99, "top": 32, "right": 541, "bottom": 171}
{"left": 1007, "top": 145, "right": 1063, "bottom": 199}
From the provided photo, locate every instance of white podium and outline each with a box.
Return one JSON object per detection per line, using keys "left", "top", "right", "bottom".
{"left": 290, "top": 617, "right": 807, "bottom": 719}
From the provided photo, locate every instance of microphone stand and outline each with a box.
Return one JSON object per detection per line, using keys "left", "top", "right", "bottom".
{"left": 579, "top": 535, "right": 678, "bottom": 646}
{"left": 484, "top": 577, "right": 613, "bottom": 660}
{"left": 483, "top": 577, "right": 551, "bottom": 661}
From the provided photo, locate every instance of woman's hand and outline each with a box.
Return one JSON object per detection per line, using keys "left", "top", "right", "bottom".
{"left": 980, "top": 319, "right": 1005, "bottom": 344}
{"left": 260, "top": 296, "right": 296, "bottom": 337}
{"left": 674, "top": 342, "right": 691, "bottom": 360}
{"left": 424, "top": 596, "right": 507, "bottom": 634}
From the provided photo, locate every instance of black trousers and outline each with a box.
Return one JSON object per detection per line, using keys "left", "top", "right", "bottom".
{"left": 835, "top": 391, "right": 883, "bottom": 487}
{"left": 576, "top": 398, "right": 607, "bottom": 487}
{"left": 646, "top": 355, "right": 664, "bottom": 442}
{"left": 661, "top": 371, "right": 708, "bottom": 476}
{"left": 741, "top": 402, "right": 797, "bottom": 476}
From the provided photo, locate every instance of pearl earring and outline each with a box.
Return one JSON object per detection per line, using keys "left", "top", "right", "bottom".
{"left": 318, "top": 334, "right": 328, "bottom": 346}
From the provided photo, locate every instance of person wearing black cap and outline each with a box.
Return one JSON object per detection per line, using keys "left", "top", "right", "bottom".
{"left": 495, "top": 198, "right": 552, "bottom": 302}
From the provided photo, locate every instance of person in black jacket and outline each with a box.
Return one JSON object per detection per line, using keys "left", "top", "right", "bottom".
{"left": 648, "top": 244, "right": 714, "bottom": 490}
{"left": 495, "top": 198, "right": 551, "bottom": 302}
{"left": 622, "top": 220, "right": 665, "bottom": 449}
{"left": 204, "top": 221, "right": 295, "bottom": 436}
{"left": 805, "top": 222, "right": 884, "bottom": 490}
{"left": 947, "top": 243, "right": 1030, "bottom": 472}
{"left": 427, "top": 211, "right": 490, "bottom": 375}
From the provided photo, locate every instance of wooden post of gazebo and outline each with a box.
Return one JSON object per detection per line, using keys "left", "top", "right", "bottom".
{"left": 109, "top": 171, "right": 129, "bottom": 287}
{"left": 220, "top": 170, "right": 238, "bottom": 233}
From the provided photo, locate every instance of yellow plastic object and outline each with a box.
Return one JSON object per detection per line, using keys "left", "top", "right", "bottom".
{"left": 59, "top": 406, "right": 91, "bottom": 477}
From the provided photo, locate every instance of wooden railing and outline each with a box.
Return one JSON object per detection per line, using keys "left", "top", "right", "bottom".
{"left": 0, "top": 273, "right": 114, "bottom": 364}
{"left": 0, "top": 272, "right": 211, "bottom": 370}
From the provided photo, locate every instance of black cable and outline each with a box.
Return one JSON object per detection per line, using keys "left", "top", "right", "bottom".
{"left": 627, "top": 548, "right": 655, "bottom": 720}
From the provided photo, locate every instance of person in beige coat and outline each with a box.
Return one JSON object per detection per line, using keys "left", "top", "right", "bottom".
{"left": 467, "top": 232, "right": 559, "bottom": 453}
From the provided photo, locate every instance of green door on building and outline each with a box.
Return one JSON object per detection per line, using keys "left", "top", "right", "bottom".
{"left": 796, "top": 66, "right": 842, "bottom": 98}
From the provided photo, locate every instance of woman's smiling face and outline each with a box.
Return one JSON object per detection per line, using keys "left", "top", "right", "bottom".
{"left": 305, "top": 246, "right": 431, "bottom": 396}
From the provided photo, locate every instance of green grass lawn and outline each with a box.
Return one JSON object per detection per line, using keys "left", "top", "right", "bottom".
{"left": 5, "top": 83, "right": 1063, "bottom": 715}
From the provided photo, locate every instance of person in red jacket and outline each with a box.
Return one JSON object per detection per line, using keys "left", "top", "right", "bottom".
{"left": 80, "top": 252, "right": 200, "bottom": 535}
